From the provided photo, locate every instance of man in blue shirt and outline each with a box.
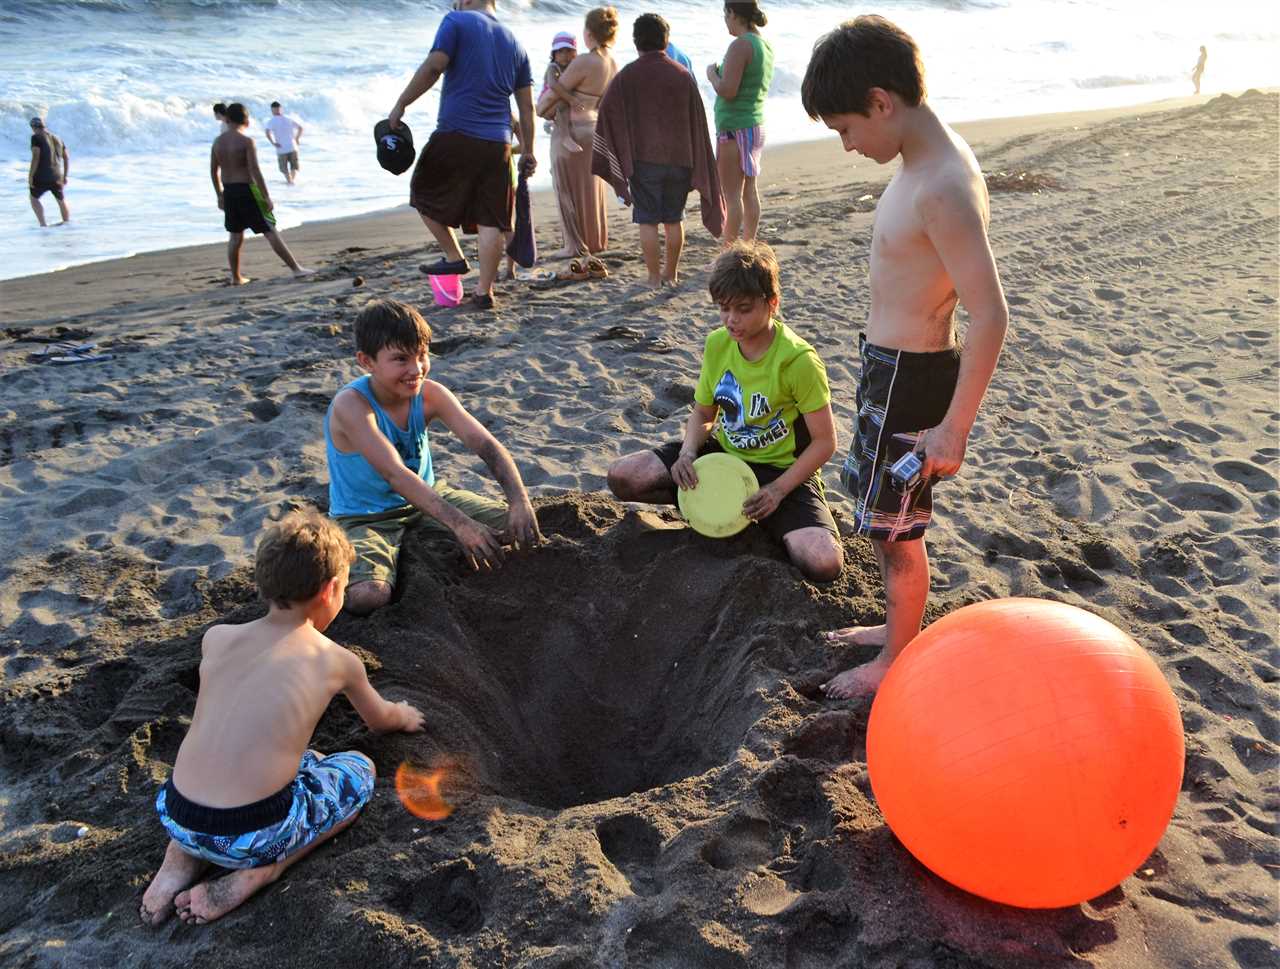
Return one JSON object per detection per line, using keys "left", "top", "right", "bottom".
{"left": 389, "top": 0, "right": 536, "bottom": 310}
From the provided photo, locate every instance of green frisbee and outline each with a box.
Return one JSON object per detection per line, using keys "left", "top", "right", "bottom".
{"left": 677, "top": 452, "right": 759, "bottom": 538}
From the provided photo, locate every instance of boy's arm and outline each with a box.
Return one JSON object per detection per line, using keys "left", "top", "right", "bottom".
{"left": 338, "top": 648, "right": 424, "bottom": 733}
{"left": 29, "top": 147, "right": 38, "bottom": 190}
{"left": 210, "top": 144, "right": 224, "bottom": 209}
{"left": 293, "top": 120, "right": 303, "bottom": 143}
{"left": 389, "top": 50, "right": 450, "bottom": 129}
{"left": 332, "top": 389, "right": 508, "bottom": 569}
{"left": 916, "top": 179, "right": 1009, "bottom": 481}
{"left": 428, "top": 382, "right": 543, "bottom": 550}
{"left": 265, "top": 124, "right": 278, "bottom": 148}
{"left": 247, "top": 140, "right": 271, "bottom": 207}
{"left": 60, "top": 144, "right": 69, "bottom": 180}
{"left": 671, "top": 402, "right": 718, "bottom": 490}
{"left": 742, "top": 404, "right": 837, "bottom": 521}
{"left": 706, "top": 38, "right": 750, "bottom": 98}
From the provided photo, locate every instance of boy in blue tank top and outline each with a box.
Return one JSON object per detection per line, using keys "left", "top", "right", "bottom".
{"left": 325, "top": 299, "right": 541, "bottom": 614}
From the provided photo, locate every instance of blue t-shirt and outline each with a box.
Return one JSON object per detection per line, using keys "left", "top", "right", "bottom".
{"left": 666, "top": 42, "right": 693, "bottom": 74}
{"left": 433, "top": 10, "right": 533, "bottom": 144}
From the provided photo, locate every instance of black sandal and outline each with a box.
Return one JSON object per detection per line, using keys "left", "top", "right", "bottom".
{"left": 419, "top": 257, "right": 470, "bottom": 276}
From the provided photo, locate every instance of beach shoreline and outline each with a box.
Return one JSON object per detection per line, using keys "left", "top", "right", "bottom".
{"left": 0, "top": 90, "right": 1244, "bottom": 327}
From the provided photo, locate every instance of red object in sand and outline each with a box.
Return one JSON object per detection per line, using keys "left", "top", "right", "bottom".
{"left": 866, "top": 597, "right": 1184, "bottom": 909}
{"left": 395, "top": 763, "right": 454, "bottom": 821}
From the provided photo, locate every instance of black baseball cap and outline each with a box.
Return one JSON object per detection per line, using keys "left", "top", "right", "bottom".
{"left": 374, "top": 119, "right": 415, "bottom": 175}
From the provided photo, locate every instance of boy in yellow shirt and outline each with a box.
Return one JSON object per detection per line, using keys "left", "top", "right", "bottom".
{"left": 608, "top": 241, "right": 843, "bottom": 581}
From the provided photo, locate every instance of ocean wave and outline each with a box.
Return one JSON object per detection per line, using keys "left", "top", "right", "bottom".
{"left": 1075, "top": 74, "right": 1180, "bottom": 90}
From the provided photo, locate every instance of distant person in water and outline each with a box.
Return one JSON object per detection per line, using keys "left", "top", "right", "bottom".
{"left": 213, "top": 102, "right": 229, "bottom": 133}
{"left": 210, "top": 102, "right": 311, "bottom": 285}
{"left": 264, "top": 101, "right": 304, "bottom": 185}
{"left": 1192, "top": 46, "right": 1207, "bottom": 95}
{"left": 28, "top": 118, "right": 70, "bottom": 227}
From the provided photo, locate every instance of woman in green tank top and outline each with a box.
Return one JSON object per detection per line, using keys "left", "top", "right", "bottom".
{"left": 706, "top": 1, "right": 774, "bottom": 244}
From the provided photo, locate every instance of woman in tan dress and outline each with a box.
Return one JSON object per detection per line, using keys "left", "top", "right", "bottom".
{"left": 538, "top": 7, "right": 619, "bottom": 258}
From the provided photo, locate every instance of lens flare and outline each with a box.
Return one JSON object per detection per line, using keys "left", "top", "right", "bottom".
{"left": 394, "top": 763, "right": 454, "bottom": 821}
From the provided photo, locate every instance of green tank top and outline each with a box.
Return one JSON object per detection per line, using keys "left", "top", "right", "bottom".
{"left": 714, "top": 32, "right": 774, "bottom": 133}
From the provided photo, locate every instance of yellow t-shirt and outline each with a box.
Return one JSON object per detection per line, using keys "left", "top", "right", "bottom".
{"left": 694, "top": 321, "right": 830, "bottom": 468}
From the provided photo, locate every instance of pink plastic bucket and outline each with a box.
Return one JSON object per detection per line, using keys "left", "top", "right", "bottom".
{"left": 429, "top": 274, "right": 464, "bottom": 308}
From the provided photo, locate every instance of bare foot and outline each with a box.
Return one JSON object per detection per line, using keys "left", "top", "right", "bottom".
{"left": 821, "top": 623, "right": 886, "bottom": 648}
{"left": 645, "top": 276, "right": 663, "bottom": 290}
{"left": 230, "top": 275, "right": 252, "bottom": 286}
{"left": 291, "top": 267, "right": 315, "bottom": 278}
{"left": 175, "top": 865, "right": 279, "bottom": 925}
{"left": 140, "top": 841, "right": 208, "bottom": 927}
{"left": 554, "top": 247, "right": 582, "bottom": 260}
{"left": 820, "top": 655, "right": 893, "bottom": 700}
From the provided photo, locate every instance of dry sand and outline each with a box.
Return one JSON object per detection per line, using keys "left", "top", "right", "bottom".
{"left": 0, "top": 91, "right": 1276, "bottom": 968}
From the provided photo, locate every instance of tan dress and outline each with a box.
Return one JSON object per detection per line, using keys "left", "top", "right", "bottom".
{"left": 552, "top": 94, "right": 608, "bottom": 256}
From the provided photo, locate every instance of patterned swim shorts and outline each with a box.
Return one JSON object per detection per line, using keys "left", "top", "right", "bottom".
{"left": 157, "top": 750, "right": 375, "bottom": 869}
{"left": 717, "top": 125, "right": 765, "bottom": 178}
{"left": 840, "top": 335, "right": 960, "bottom": 542}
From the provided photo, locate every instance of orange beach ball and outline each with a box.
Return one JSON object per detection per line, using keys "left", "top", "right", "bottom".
{"left": 866, "top": 598, "right": 1184, "bottom": 908}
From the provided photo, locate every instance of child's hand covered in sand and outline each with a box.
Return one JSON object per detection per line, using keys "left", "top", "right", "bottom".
{"left": 396, "top": 701, "right": 425, "bottom": 733}
{"left": 742, "top": 482, "right": 782, "bottom": 521}
{"left": 454, "top": 519, "right": 505, "bottom": 570}
{"left": 671, "top": 451, "right": 699, "bottom": 490}
{"left": 505, "top": 498, "right": 543, "bottom": 550}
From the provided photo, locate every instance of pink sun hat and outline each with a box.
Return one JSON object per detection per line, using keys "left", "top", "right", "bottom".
{"left": 428, "top": 273, "right": 463, "bottom": 308}
{"left": 551, "top": 31, "right": 577, "bottom": 52}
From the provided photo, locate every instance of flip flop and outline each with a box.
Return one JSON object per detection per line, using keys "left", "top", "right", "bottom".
{"left": 49, "top": 352, "right": 114, "bottom": 364}
{"left": 33, "top": 341, "right": 96, "bottom": 359}
{"left": 419, "top": 258, "right": 470, "bottom": 276}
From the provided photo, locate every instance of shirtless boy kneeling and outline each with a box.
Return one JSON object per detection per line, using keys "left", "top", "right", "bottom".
{"left": 801, "top": 18, "right": 1009, "bottom": 698}
{"left": 140, "top": 511, "right": 423, "bottom": 926}
{"left": 211, "top": 102, "right": 311, "bottom": 285}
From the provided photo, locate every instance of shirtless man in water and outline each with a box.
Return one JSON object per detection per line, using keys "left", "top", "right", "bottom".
{"left": 800, "top": 17, "right": 1008, "bottom": 699}
{"left": 210, "top": 102, "right": 310, "bottom": 285}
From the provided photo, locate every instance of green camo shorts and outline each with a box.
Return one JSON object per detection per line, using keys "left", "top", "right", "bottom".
{"left": 333, "top": 480, "right": 507, "bottom": 587}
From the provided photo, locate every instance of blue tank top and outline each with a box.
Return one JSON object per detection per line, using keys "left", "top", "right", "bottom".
{"left": 325, "top": 375, "right": 434, "bottom": 517}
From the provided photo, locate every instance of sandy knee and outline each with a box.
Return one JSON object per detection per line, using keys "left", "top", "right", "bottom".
{"left": 344, "top": 580, "right": 391, "bottom": 615}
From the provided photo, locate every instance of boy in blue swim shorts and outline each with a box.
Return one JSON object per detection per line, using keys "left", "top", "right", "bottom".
{"left": 139, "top": 510, "right": 425, "bottom": 926}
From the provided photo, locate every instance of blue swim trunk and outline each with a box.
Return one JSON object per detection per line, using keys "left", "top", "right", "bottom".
{"left": 156, "top": 750, "right": 375, "bottom": 869}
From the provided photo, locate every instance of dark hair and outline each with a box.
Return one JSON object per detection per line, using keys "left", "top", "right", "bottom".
{"left": 708, "top": 240, "right": 781, "bottom": 306}
{"left": 725, "top": 2, "right": 766, "bottom": 28}
{"left": 213, "top": 102, "right": 227, "bottom": 118}
{"left": 224, "top": 102, "right": 248, "bottom": 126}
{"left": 354, "top": 298, "right": 432, "bottom": 358}
{"left": 255, "top": 509, "right": 354, "bottom": 609}
{"left": 633, "top": 12, "right": 669, "bottom": 53}
{"left": 802, "top": 15, "right": 926, "bottom": 119}
{"left": 585, "top": 6, "right": 619, "bottom": 46}
{"left": 270, "top": 100, "right": 281, "bottom": 108}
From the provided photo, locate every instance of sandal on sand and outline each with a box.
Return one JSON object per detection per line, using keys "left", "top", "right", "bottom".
{"left": 584, "top": 256, "right": 609, "bottom": 279}
{"left": 419, "top": 257, "right": 471, "bottom": 276}
{"left": 556, "top": 260, "right": 591, "bottom": 282}
{"left": 465, "top": 293, "right": 496, "bottom": 311}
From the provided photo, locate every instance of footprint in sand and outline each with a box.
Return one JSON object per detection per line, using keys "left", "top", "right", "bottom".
{"left": 596, "top": 814, "right": 663, "bottom": 897}
{"left": 700, "top": 815, "right": 775, "bottom": 872}
{"left": 1213, "top": 460, "right": 1276, "bottom": 494}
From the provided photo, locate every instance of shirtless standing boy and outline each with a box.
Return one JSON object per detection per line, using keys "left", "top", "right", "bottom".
{"left": 140, "top": 510, "right": 423, "bottom": 926}
{"left": 210, "top": 102, "right": 310, "bottom": 285}
{"left": 802, "top": 17, "right": 1008, "bottom": 698}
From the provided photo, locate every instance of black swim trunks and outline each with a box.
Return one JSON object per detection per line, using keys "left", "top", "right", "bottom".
{"left": 840, "top": 334, "right": 960, "bottom": 542}
{"left": 223, "top": 182, "right": 276, "bottom": 235}
{"left": 653, "top": 438, "right": 838, "bottom": 541}
{"left": 30, "top": 180, "right": 64, "bottom": 201}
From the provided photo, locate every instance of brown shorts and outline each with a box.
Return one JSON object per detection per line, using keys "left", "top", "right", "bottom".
{"left": 410, "top": 130, "right": 514, "bottom": 232}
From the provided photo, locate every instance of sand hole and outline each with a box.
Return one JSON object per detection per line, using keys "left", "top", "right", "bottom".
{"left": 355, "top": 500, "right": 780, "bottom": 811}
